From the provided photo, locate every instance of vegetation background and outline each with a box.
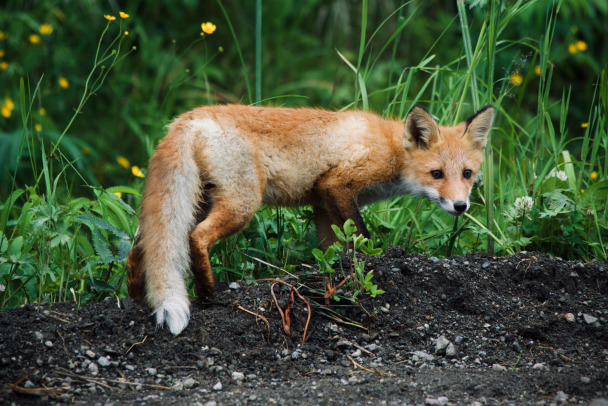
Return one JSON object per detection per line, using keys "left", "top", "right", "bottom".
{"left": 1, "top": 0, "right": 607, "bottom": 308}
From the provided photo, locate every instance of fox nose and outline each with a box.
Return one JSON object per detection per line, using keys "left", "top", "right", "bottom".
{"left": 453, "top": 201, "right": 468, "bottom": 213}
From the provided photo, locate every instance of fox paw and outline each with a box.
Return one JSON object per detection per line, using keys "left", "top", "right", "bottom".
{"left": 154, "top": 296, "right": 190, "bottom": 335}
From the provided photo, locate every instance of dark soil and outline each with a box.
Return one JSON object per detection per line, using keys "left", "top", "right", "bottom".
{"left": 1, "top": 249, "right": 607, "bottom": 405}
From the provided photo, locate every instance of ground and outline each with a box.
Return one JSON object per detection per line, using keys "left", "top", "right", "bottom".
{"left": 1, "top": 249, "right": 607, "bottom": 405}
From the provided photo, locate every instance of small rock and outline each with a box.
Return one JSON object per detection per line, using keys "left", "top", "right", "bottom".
{"left": 183, "top": 378, "right": 198, "bottom": 389}
{"left": 445, "top": 342, "right": 457, "bottom": 358}
{"left": 213, "top": 381, "right": 223, "bottom": 391}
{"left": 454, "top": 336, "right": 464, "bottom": 344}
{"left": 348, "top": 376, "right": 358, "bottom": 385}
{"left": 44, "top": 341, "right": 53, "bottom": 348}
{"left": 204, "top": 401, "right": 218, "bottom": 406}
{"left": 231, "top": 371, "right": 245, "bottom": 381}
{"left": 146, "top": 368, "right": 157, "bottom": 376}
{"left": 228, "top": 282, "right": 239, "bottom": 290}
{"left": 565, "top": 313, "right": 575, "bottom": 323}
{"left": 429, "top": 257, "right": 440, "bottom": 264}
{"left": 492, "top": 364, "right": 507, "bottom": 371}
{"left": 351, "top": 349, "right": 362, "bottom": 357}
{"left": 532, "top": 363, "right": 547, "bottom": 371}
{"left": 98, "top": 356, "right": 110, "bottom": 367}
{"left": 335, "top": 338, "right": 352, "bottom": 349}
{"left": 583, "top": 314, "right": 598, "bottom": 325}
{"left": 555, "top": 391, "right": 569, "bottom": 402}
{"left": 85, "top": 350, "right": 96, "bottom": 359}
{"left": 581, "top": 376, "right": 591, "bottom": 384}
{"left": 513, "top": 342, "right": 522, "bottom": 352}
{"left": 88, "top": 362, "right": 99, "bottom": 376}
{"left": 125, "top": 364, "right": 135, "bottom": 371}
{"left": 435, "top": 335, "right": 450, "bottom": 354}
{"left": 482, "top": 261, "right": 491, "bottom": 269}
{"left": 24, "top": 380, "right": 35, "bottom": 389}
{"left": 34, "top": 331, "right": 43, "bottom": 341}
{"left": 437, "top": 397, "right": 449, "bottom": 405}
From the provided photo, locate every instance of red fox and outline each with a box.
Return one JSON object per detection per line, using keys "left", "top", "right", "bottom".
{"left": 126, "top": 104, "right": 494, "bottom": 335}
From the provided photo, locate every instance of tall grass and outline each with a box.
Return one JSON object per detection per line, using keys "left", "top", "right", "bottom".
{"left": 0, "top": 0, "right": 606, "bottom": 308}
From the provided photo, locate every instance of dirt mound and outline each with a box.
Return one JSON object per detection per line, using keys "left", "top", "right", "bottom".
{"left": 1, "top": 250, "right": 607, "bottom": 405}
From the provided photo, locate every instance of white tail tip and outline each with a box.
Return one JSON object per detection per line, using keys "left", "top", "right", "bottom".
{"left": 154, "top": 297, "right": 191, "bottom": 335}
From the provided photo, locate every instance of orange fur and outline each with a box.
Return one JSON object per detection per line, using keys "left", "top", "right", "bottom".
{"left": 126, "top": 104, "right": 494, "bottom": 335}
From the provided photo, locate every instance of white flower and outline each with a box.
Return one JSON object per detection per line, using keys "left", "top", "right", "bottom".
{"left": 514, "top": 196, "right": 534, "bottom": 218}
{"left": 548, "top": 168, "right": 567, "bottom": 181}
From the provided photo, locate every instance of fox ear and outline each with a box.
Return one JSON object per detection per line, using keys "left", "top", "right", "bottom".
{"left": 404, "top": 106, "right": 441, "bottom": 150}
{"left": 464, "top": 106, "right": 494, "bottom": 149}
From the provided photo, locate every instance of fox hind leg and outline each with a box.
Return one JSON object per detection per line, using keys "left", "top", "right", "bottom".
{"left": 189, "top": 191, "right": 261, "bottom": 299}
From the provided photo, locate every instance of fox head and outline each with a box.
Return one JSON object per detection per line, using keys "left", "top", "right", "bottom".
{"left": 402, "top": 105, "right": 494, "bottom": 216}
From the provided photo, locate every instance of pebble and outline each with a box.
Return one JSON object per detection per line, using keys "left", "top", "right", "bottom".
{"left": 482, "top": 261, "right": 491, "bottom": 269}
{"left": 34, "top": 331, "right": 43, "bottom": 340}
{"left": 565, "top": 312, "right": 576, "bottom": 322}
{"left": 125, "top": 364, "right": 135, "bottom": 371}
{"left": 580, "top": 376, "right": 591, "bottom": 384}
{"left": 583, "top": 314, "right": 598, "bottom": 325}
{"left": 351, "top": 349, "right": 362, "bottom": 357}
{"left": 425, "top": 397, "right": 448, "bottom": 405}
{"left": 97, "top": 356, "right": 110, "bottom": 367}
{"left": 88, "top": 362, "right": 99, "bottom": 376}
{"left": 24, "top": 380, "right": 35, "bottom": 389}
{"left": 44, "top": 341, "right": 53, "bottom": 348}
{"left": 204, "top": 401, "right": 218, "bottom": 406}
{"left": 435, "top": 335, "right": 450, "bottom": 354}
{"left": 555, "top": 391, "right": 569, "bottom": 402}
{"left": 429, "top": 257, "right": 440, "bottom": 264}
{"left": 492, "top": 364, "right": 507, "bottom": 371}
{"left": 231, "top": 371, "right": 245, "bottom": 381}
{"left": 183, "top": 378, "right": 198, "bottom": 389}
{"left": 213, "top": 381, "right": 223, "bottom": 391}
{"left": 445, "top": 342, "right": 457, "bottom": 358}
{"left": 146, "top": 368, "right": 157, "bottom": 376}
{"left": 228, "top": 282, "right": 240, "bottom": 290}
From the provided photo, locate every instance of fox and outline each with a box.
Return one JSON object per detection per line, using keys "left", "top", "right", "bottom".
{"left": 126, "top": 104, "right": 494, "bottom": 335}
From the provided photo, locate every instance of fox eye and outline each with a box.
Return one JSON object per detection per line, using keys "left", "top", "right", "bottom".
{"left": 430, "top": 170, "right": 444, "bottom": 180}
{"left": 463, "top": 169, "right": 473, "bottom": 179}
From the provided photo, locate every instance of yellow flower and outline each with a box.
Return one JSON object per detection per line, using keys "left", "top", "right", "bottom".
{"left": 590, "top": 171, "right": 598, "bottom": 181}
{"left": 116, "top": 155, "right": 130, "bottom": 168}
{"left": 0, "top": 31, "right": 6, "bottom": 40}
{"left": 0, "top": 61, "right": 7, "bottom": 70}
{"left": 29, "top": 34, "right": 41, "bottom": 44}
{"left": 568, "top": 43, "right": 577, "bottom": 54}
{"left": 124, "top": 31, "right": 129, "bottom": 36}
{"left": 104, "top": 15, "right": 116, "bottom": 21}
{"left": 534, "top": 65, "right": 541, "bottom": 76}
{"left": 581, "top": 122, "right": 588, "bottom": 128}
{"left": 40, "top": 107, "right": 46, "bottom": 116}
{"left": 0, "top": 50, "right": 4, "bottom": 58}
{"left": 1, "top": 98, "right": 13, "bottom": 118}
{"left": 39, "top": 23, "right": 53, "bottom": 35}
{"left": 580, "top": 189, "right": 585, "bottom": 194}
{"left": 509, "top": 73, "right": 523, "bottom": 86}
{"left": 119, "top": 11, "right": 130, "bottom": 19}
{"left": 35, "top": 124, "right": 42, "bottom": 132}
{"left": 58, "top": 77, "right": 69, "bottom": 89}
{"left": 201, "top": 22, "right": 217, "bottom": 35}
{"left": 576, "top": 40, "right": 587, "bottom": 51}
{"left": 113, "top": 192, "right": 123, "bottom": 198}
{"left": 131, "top": 165, "right": 144, "bottom": 178}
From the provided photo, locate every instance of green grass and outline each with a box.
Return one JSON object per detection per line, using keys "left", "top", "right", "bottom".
{"left": 0, "top": 0, "right": 607, "bottom": 308}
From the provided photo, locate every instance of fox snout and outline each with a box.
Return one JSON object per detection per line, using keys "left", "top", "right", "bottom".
{"left": 438, "top": 197, "right": 470, "bottom": 216}
{"left": 453, "top": 200, "right": 468, "bottom": 214}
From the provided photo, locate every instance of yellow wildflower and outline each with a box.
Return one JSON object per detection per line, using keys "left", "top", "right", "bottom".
{"left": 40, "top": 107, "right": 46, "bottom": 116}
{"left": 0, "top": 61, "right": 7, "bottom": 70}
{"left": 590, "top": 171, "right": 598, "bottom": 181}
{"left": 509, "top": 73, "right": 523, "bottom": 86}
{"left": 568, "top": 43, "right": 577, "bottom": 54}
{"left": 534, "top": 65, "right": 541, "bottom": 76}
{"left": 58, "top": 77, "right": 69, "bottom": 89}
{"left": 581, "top": 122, "right": 588, "bottom": 128}
{"left": 39, "top": 23, "right": 53, "bottom": 35}
{"left": 124, "top": 31, "right": 129, "bottom": 36}
{"left": 104, "top": 15, "right": 116, "bottom": 21}
{"left": 113, "top": 192, "right": 123, "bottom": 198}
{"left": 1, "top": 97, "right": 14, "bottom": 118}
{"left": 35, "top": 124, "right": 42, "bottom": 132}
{"left": 201, "top": 22, "right": 217, "bottom": 35}
{"left": 119, "top": 11, "right": 130, "bottom": 19}
{"left": 0, "top": 31, "right": 6, "bottom": 40}
{"left": 131, "top": 165, "right": 144, "bottom": 178}
{"left": 0, "top": 50, "right": 4, "bottom": 57}
{"left": 116, "top": 155, "right": 130, "bottom": 168}
{"left": 576, "top": 40, "right": 587, "bottom": 51}
{"left": 29, "top": 34, "right": 41, "bottom": 44}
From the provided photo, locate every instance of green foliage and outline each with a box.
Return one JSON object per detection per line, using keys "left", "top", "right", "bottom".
{"left": 312, "top": 220, "right": 384, "bottom": 302}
